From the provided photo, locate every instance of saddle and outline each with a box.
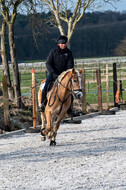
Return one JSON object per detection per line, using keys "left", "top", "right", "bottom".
{"left": 40, "top": 79, "right": 54, "bottom": 94}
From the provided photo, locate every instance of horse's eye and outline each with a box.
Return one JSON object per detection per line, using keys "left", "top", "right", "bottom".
{"left": 73, "top": 79, "right": 77, "bottom": 83}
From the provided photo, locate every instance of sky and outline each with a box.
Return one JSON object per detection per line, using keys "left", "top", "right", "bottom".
{"left": 99, "top": 0, "right": 126, "bottom": 12}
{"left": 85, "top": 0, "right": 126, "bottom": 13}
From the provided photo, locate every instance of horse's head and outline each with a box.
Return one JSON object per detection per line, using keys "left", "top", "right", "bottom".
{"left": 71, "top": 68, "right": 83, "bottom": 99}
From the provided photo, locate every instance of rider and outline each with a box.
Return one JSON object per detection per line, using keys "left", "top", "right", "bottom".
{"left": 40, "top": 35, "right": 74, "bottom": 112}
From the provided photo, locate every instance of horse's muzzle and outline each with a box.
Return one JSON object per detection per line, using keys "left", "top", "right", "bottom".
{"left": 73, "top": 89, "right": 83, "bottom": 99}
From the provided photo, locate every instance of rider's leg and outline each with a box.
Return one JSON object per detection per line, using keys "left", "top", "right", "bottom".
{"left": 40, "top": 91, "right": 47, "bottom": 112}
{"left": 40, "top": 73, "right": 55, "bottom": 112}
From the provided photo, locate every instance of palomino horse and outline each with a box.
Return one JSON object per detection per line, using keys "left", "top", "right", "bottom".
{"left": 38, "top": 68, "right": 82, "bottom": 145}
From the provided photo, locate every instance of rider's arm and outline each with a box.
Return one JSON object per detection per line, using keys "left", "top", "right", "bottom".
{"left": 46, "top": 49, "right": 58, "bottom": 79}
{"left": 66, "top": 50, "right": 74, "bottom": 70}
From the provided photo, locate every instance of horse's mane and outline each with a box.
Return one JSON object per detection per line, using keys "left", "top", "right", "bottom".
{"left": 58, "top": 69, "right": 72, "bottom": 82}
{"left": 40, "top": 68, "right": 73, "bottom": 91}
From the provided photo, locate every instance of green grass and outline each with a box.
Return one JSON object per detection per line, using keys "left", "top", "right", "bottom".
{"left": 1, "top": 62, "right": 126, "bottom": 106}
{"left": 85, "top": 80, "right": 126, "bottom": 104}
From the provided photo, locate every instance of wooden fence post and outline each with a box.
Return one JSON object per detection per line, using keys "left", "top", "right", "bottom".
{"left": 96, "top": 69, "right": 102, "bottom": 111}
{"left": 32, "top": 69, "right": 38, "bottom": 128}
{"left": 82, "top": 69, "right": 86, "bottom": 114}
{"left": 2, "top": 73, "right": 10, "bottom": 131}
{"left": 113, "top": 63, "right": 118, "bottom": 107}
{"left": 35, "top": 77, "right": 39, "bottom": 127}
{"left": 106, "top": 64, "right": 109, "bottom": 110}
{"left": 119, "top": 80, "right": 122, "bottom": 101}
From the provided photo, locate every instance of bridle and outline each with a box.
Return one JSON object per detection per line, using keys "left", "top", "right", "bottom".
{"left": 70, "top": 75, "right": 82, "bottom": 93}
{"left": 48, "top": 73, "right": 82, "bottom": 109}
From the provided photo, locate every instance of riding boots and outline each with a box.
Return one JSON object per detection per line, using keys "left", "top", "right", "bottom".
{"left": 39, "top": 91, "right": 47, "bottom": 112}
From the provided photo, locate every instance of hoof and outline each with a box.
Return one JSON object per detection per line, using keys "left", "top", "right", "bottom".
{"left": 41, "top": 136, "right": 46, "bottom": 141}
{"left": 40, "top": 128, "right": 46, "bottom": 141}
{"left": 50, "top": 140, "right": 56, "bottom": 146}
{"left": 40, "top": 128, "right": 46, "bottom": 136}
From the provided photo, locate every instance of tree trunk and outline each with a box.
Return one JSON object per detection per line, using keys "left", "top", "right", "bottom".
{"left": 2, "top": 74, "right": 10, "bottom": 131}
{"left": 0, "top": 20, "right": 14, "bottom": 100}
{"left": 67, "top": 41, "right": 70, "bottom": 49}
{"left": 8, "top": 23, "right": 21, "bottom": 108}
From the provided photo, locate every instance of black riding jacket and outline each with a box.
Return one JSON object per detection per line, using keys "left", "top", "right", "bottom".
{"left": 46, "top": 46, "right": 74, "bottom": 79}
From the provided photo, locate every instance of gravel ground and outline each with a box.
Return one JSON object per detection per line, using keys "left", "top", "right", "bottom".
{"left": 0, "top": 110, "right": 126, "bottom": 190}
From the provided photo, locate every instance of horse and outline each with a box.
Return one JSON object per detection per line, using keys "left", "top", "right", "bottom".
{"left": 38, "top": 68, "right": 82, "bottom": 146}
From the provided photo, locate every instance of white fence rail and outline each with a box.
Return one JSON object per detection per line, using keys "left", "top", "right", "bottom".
{"left": 1, "top": 56, "right": 126, "bottom": 70}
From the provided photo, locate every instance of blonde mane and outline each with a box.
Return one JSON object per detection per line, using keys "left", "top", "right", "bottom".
{"left": 58, "top": 69, "right": 72, "bottom": 82}
{"left": 40, "top": 69, "right": 73, "bottom": 91}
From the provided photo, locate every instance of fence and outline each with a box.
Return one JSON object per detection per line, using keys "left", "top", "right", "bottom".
{"left": 1, "top": 57, "right": 126, "bottom": 128}
{"left": 75, "top": 61, "right": 126, "bottom": 111}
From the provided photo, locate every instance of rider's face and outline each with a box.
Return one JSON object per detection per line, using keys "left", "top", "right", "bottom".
{"left": 58, "top": 43, "right": 67, "bottom": 49}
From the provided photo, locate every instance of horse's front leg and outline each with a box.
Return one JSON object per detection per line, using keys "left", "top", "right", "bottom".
{"left": 47, "top": 110, "right": 57, "bottom": 139}
{"left": 50, "top": 111, "right": 66, "bottom": 145}
{"left": 50, "top": 137, "right": 56, "bottom": 146}
{"left": 41, "top": 110, "right": 53, "bottom": 137}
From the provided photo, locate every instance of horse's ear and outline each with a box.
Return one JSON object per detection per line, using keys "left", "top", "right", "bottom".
{"left": 79, "top": 69, "right": 82, "bottom": 74}
{"left": 72, "top": 67, "right": 75, "bottom": 74}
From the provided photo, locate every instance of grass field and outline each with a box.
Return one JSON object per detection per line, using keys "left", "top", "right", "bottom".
{"left": 0, "top": 58, "right": 126, "bottom": 106}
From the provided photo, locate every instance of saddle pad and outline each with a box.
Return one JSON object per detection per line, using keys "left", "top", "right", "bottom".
{"left": 40, "top": 82, "right": 45, "bottom": 91}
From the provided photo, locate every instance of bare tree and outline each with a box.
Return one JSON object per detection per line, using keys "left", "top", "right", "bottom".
{"left": 0, "top": 0, "right": 24, "bottom": 108}
{"left": 39, "top": 0, "right": 120, "bottom": 46}
{"left": 0, "top": 19, "right": 14, "bottom": 100}
{"left": 0, "top": 0, "right": 35, "bottom": 108}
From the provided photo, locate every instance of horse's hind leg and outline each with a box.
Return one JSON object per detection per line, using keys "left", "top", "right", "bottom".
{"left": 40, "top": 112, "right": 46, "bottom": 141}
{"left": 38, "top": 89, "right": 46, "bottom": 141}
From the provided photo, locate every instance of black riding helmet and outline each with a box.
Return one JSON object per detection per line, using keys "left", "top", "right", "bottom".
{"left": 57, "top": 35, "right": 67, "bottom": 44}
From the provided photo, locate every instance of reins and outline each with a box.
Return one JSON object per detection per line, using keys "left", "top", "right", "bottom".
{"left": 47, "top": 72, "right": 82, "bottom": 114}
{"left": 48, "top": 75, "right": 72, "bottom": 107}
